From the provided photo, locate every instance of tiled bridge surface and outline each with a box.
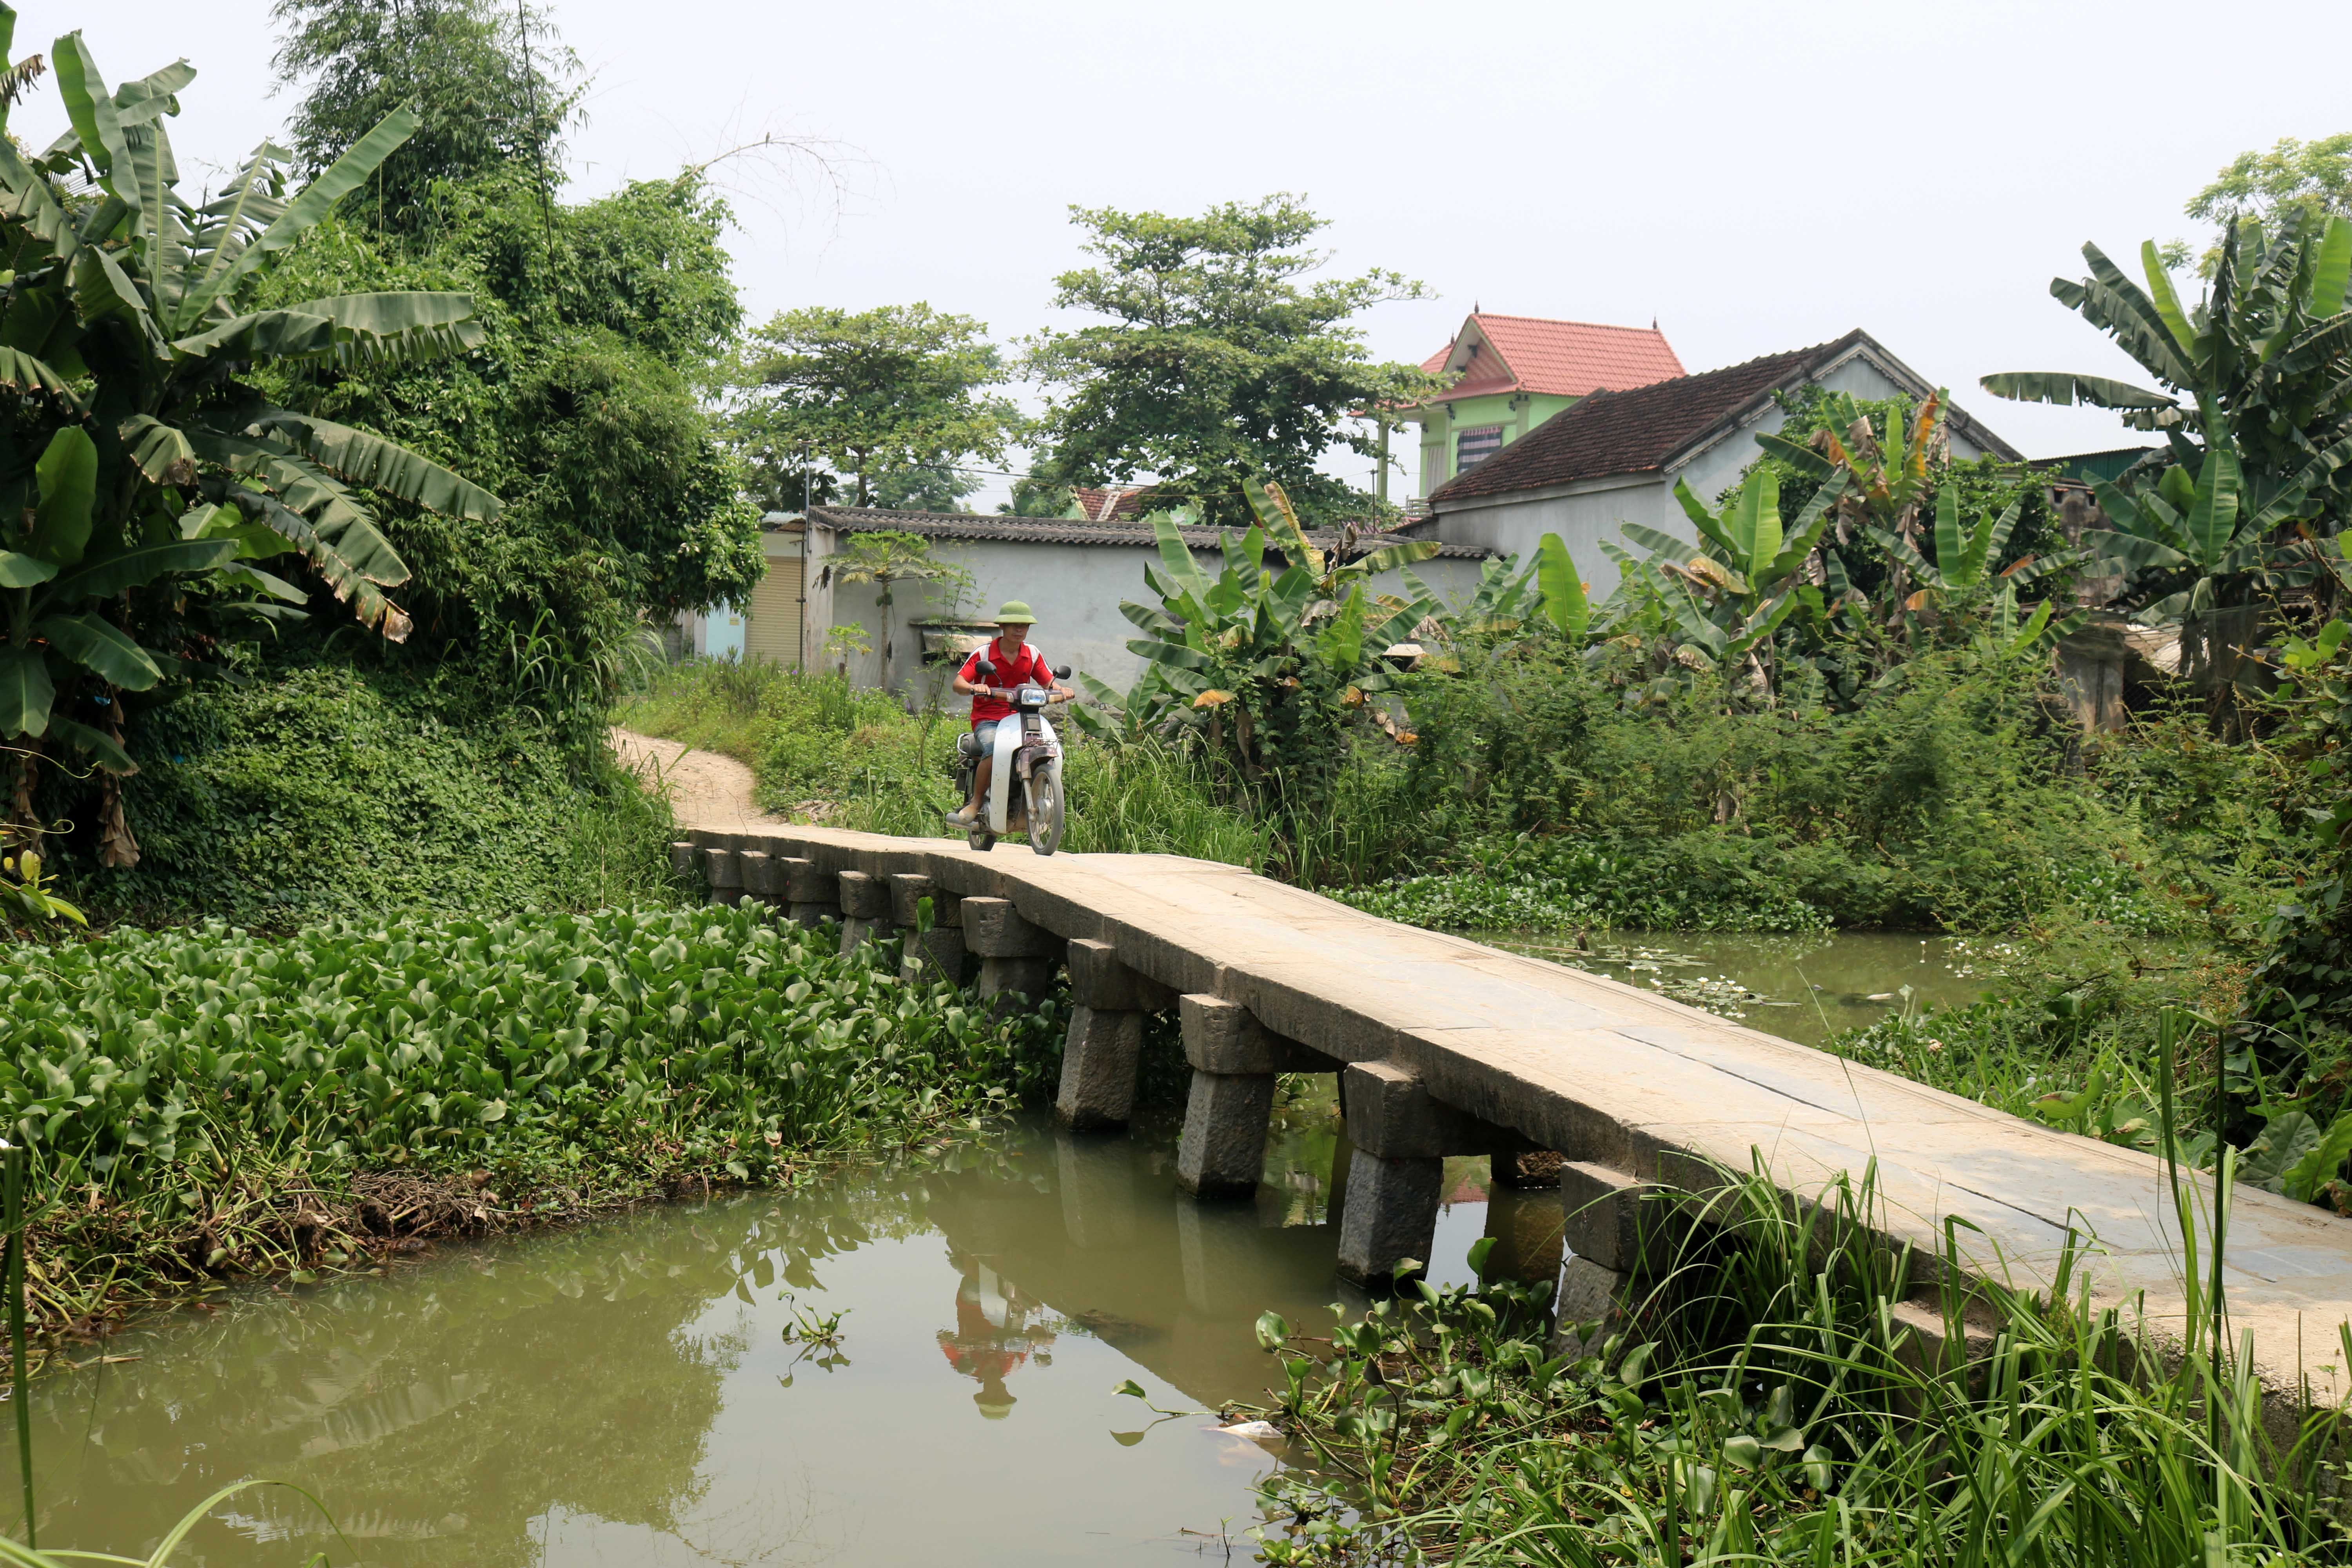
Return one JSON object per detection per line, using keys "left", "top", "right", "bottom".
{"left": 678, "top": 825, "right": 2352, "bottom": 1434}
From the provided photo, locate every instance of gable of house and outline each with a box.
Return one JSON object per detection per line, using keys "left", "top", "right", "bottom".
{"left": 1402, "top": 313, "right": 1687, "bottom": 499}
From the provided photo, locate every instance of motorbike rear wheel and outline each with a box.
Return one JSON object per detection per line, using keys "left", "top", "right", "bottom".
{"left": 967, "top": 826, "right": 995, "bottom": 852}
{"left": 1024, "top": 760, "right": 1065, "bottom": 855}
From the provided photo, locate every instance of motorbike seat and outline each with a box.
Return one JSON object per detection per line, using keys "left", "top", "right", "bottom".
{"left": 956, "top": 730, "right": 985, "bottom": 759}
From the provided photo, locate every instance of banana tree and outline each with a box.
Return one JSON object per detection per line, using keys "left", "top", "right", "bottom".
{"left": 1755, "top": 391, "right": 1945, "bottom": 615}
{"left": 1982, "top": 216, "right": 2352, "bottom": 534}
{"left": 1115, "top": 510, "right": 1435, "bottom": 795}
{"left": 0, "top": 21, "right": 499, "bottom": 846}
{"left": 1603, "top": 467, "right": 1848, "bottom": 699}
{"left": 2087, "top": 446, "right": 2290, "bottom": 690}
{"left": 1869, "top": 486, "right": 2086, "bottom": 609}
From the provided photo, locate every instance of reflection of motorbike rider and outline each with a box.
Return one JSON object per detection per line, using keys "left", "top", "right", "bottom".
{"left": 936, "top": 1249, "right": 1057, "bottom": 1419}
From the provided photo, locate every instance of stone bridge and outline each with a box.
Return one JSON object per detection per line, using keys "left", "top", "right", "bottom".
{"left": 677, "top": 825, "right": 2352, "bottom": 1434}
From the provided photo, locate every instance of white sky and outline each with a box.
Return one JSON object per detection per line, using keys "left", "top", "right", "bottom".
{"left": 51, "top": 0, "right": 2352, "bottom": 508}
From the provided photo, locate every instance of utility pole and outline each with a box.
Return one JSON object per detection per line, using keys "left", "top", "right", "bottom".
{"left": 797, "top": 444, "right": 811, "bottom": 673}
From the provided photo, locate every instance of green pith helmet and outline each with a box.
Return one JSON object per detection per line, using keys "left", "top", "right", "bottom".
{"left": 993, "top": 600, "right": 1035, "bottom": 624}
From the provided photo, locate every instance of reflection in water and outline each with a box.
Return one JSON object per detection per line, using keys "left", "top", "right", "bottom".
{"left": 18, "top": 1095, "right": 1556, "bottom": 1566}
{"left": 939, "top": 1253, "right": 1057, "bottom": 1418}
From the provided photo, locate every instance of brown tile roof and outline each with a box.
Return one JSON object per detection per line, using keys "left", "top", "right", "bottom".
{"left": 1068, "top": 485, "right": 1162, "bottom": 522}
{"left": 1416, "top": 313, "right": 1686, "bottom": 401}
{"left": 1425, "top": 329, "right": 2024, "bottom": 503}
{"left": 1430, "top": 339, "right": 1843, "bottom": 503}
{"left": 805, "top": 506, "right": 1494, "bottom": 559}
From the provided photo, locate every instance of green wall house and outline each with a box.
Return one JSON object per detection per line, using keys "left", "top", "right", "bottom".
{"left": 1398, "top": 313, "right": 1687, "bottom": 500}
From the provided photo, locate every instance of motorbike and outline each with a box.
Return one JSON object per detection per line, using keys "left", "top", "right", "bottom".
{"left": 953, "top": 658, "right": 1073, "bottom": 855}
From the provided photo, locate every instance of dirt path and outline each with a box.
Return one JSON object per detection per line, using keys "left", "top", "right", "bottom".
{"left": 609, "top": 728, "right": 792, "bottom": 835}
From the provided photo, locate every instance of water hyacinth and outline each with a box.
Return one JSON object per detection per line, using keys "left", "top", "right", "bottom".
{"left": 0, "top": 905, "right": 1063, "bottom": 1316}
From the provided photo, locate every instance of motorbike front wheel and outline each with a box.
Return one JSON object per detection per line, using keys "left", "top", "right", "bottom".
{"left": 1024, "top": 760, "right": 1065, "bottom": 855}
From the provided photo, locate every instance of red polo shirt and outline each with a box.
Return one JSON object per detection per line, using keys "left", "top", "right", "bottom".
{"left": 960, "top": 639, "right": 1051, "bottom": 726}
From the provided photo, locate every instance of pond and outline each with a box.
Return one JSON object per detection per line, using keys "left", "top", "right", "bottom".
{"left": 16, "top": 1100, "right": 1529, "bottom": 1568}
{"left": 1474, "top": 929, "right": 1991, "bottom": 1048}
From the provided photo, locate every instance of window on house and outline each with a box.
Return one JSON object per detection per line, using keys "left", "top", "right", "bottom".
{"left": 1456, "top": 425, "right": 1505, "bottom": 471}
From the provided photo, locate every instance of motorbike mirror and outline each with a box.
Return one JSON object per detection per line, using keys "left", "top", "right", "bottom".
{"left": 1052, "top": 664, "right": 1071, "bottom": 679}
{"left": 973, "top": 657, "right": 995, "bottom": 679}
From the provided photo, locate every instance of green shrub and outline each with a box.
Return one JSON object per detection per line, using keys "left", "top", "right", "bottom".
{"left": 1381, "top": 644, "right": 2266, "bottom": 934}
{"left": 57, "top": 661, "right": 677, "bottom": 927}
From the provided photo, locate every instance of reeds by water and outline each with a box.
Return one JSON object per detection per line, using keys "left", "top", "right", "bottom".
{"left": 1256, "top": 1011, "right": 2352, "bottom": 1566}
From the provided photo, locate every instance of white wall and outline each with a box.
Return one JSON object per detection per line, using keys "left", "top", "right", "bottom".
{"left": 816, "top": 534, "right": 1498, "bottom": 706}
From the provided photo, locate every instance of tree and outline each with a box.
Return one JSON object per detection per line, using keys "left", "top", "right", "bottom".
{"left": 734, "top": 304, "right": 1023, "bottom": 507}
{"left": 871, "top": 462, "right": 980, "bottom": 513}
{"left": 0, "top": 26, "right": 500, "bottom": 852}
{"left": 828, "top": 531, "right": 974, "bottom": 695}
{"left": 1023, "top": 195, "right": 1441, "bottom": 526}
{"left": 270, "top": 0, "right": 575, "bottom": 237}
{"left": 2175, "top": 135, "right": 2352, "bottom": 275}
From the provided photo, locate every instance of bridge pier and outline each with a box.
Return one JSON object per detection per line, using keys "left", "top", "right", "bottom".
{"left": 701, "top": 846, "right": 743, "bottom": 905}
{"left": 888, "top": 874, "right": 967, "bottom": 984}
{"left": 1054, "top": 940, "right": 1174, "bottom": 1130}
{"left": 779, "top": 858, "right": 839, "bottom": 927}
{"left": 1174, "top": 995, "right": 1339, "bottom": 1199}
{"left": 964, "top": 897, "right": 1063, "bottom": 1004}
{"left": 1336, "top": 1061, "right": 1537, "bottom": 1287}
{"left": 836, "top": 870, "right": 887, "bottom": 953}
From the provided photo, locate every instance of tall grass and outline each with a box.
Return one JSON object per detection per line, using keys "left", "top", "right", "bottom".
{"left": 1254, "top": 1014, "right": 2345, "bottom": 1566}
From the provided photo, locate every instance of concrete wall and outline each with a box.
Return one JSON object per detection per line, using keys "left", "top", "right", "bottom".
{"left": 1430, "top": 353, "right": 2003, "bottom": 599}
{"left": 815, "top": 532, "right": 1493, "bottom": 707}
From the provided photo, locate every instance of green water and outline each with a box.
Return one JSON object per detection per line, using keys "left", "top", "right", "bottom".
{"left": 1477, "top": 930, "right": 1989, "bottom": 1048}
{"left": 16, "top": 931, "right": 1975, "bottom": 1562}
{"left": 17, "top": 1102, "right": 1528, "bottom": 1567}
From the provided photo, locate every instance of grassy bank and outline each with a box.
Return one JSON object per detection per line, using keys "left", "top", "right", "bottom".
{"left": 55, "top": 661, "right": 679, "bottom": 928}
{"left": 0, "top": 903, "right": 1062, "bottom": 1342}
{"left": 1249, "top": 1154, "right": 2347, "bottom": 1566}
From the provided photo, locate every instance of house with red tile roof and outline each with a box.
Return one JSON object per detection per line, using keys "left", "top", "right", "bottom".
{"left": 1426, "top": 328, "right": 2021, "bottom": 598}
{"left": 1396, "top": 313, "right": 1688, "bottom": 501}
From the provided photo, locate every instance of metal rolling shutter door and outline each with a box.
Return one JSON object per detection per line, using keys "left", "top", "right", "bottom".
{"left": 745, "top": 558, "right": 803, "bottom": 667}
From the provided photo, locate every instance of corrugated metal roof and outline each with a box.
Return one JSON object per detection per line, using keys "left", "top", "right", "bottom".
{"left": 806, "top": 506, "right": 1494, "bottom": 559}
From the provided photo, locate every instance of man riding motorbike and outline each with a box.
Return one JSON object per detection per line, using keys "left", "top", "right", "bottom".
{"left": 945, "top": 601, "right": 1075, "bottom": 829}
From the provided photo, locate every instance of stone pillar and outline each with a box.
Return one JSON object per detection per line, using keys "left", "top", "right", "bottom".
{"left": 888, "top": 873, "right": 967, "bottom": 985}
{"left": 1334, "top": 1060, "right": 1539, "bottom": 1288}
{"left": 837, "top": 870, "right": 888, "bottom": 954}
{"left": 1551, "top": 1160, "right": 1651, "bottom": 1357}
{"left": 1334, "top": 1062, "right": 1441, "bottom": 1285}
{"left": 963, "top": 896, "right": 1062, "bottom": 1003}
{"left": 1054, "top": 938, "right": 1173, "bottom": 1130}
{"left": 668, "top": 840, "right": 700, "bottom": 883}
{"left": 740, "top": 850, "right": 783, "bottom": 908}
{"left": 701, "top": 846, "right": 742, "bottom": 906}
{"left": 779, "top": 857, "right": 839, "bottom": 927}
{"left": 1054, "top": 1129, "right": 1138, "bottom": 1250}
{"left": 1173, "top": 995, "right": 1334, "bottom": 1200}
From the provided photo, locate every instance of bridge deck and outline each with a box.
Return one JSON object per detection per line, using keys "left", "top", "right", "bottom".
{"left": 721, "top": 826, "right": 2352, "bottom": 1419}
